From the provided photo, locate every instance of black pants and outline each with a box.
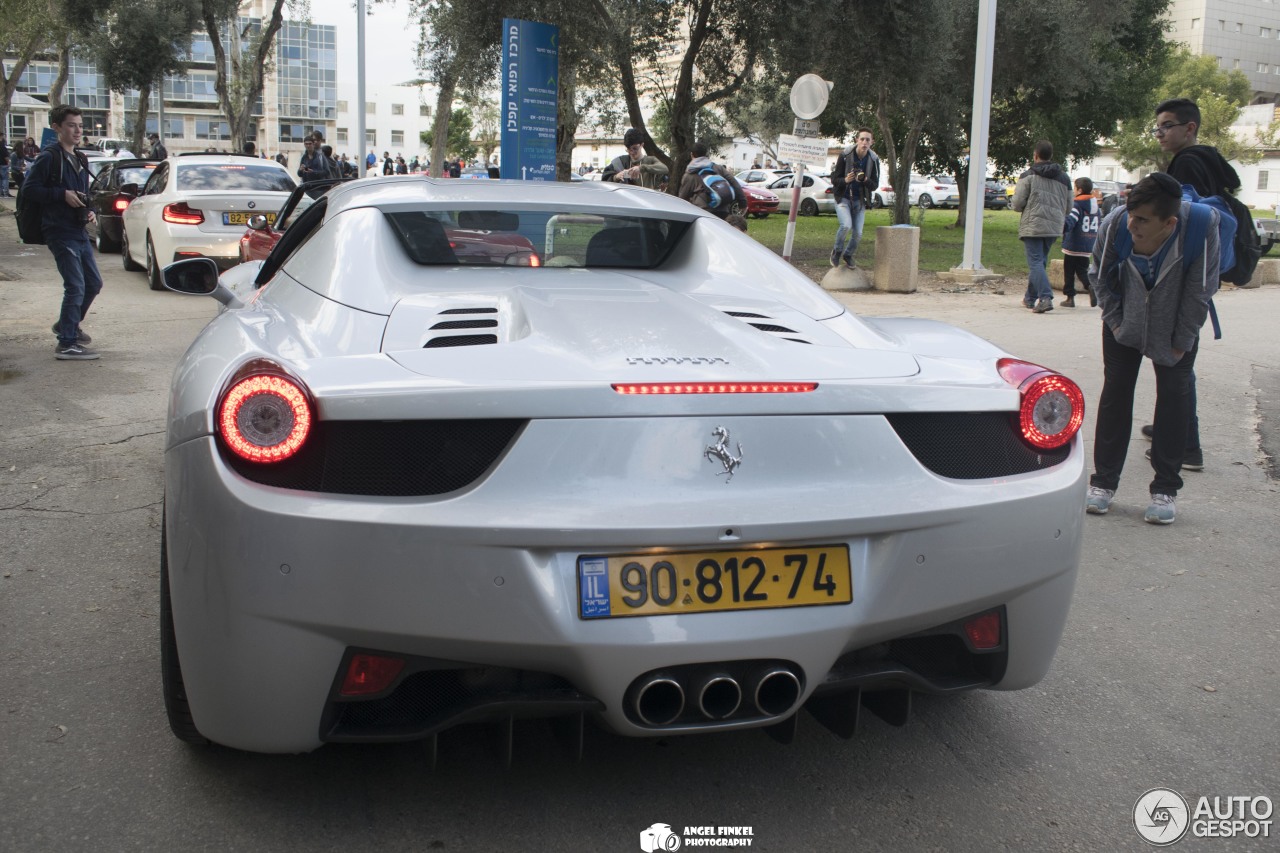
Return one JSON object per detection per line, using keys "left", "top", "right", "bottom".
{"left": 1091, "top": 324, "right": 1197, "bottom": 496}
{"left": 1063, "top": 254, "right": 1090, "bottom": 297}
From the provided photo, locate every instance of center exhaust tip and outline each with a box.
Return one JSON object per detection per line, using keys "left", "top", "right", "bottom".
{"left": 635, "top": 677, "right": 685, "bottom": 726}
{"left": 698, "top": 676, "right": 742, "bottom": 720}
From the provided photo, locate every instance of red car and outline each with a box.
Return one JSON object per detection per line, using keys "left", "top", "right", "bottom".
{"left": 239, "top": 178, "right": 540, "bottom": 266}
{"left": 740, "top": 184, "right": 779, "bottom": 219}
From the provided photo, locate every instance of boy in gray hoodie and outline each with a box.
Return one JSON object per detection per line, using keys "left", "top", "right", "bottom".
{"left": 1084, "top": 173, "right": 1219, "bottom": 525}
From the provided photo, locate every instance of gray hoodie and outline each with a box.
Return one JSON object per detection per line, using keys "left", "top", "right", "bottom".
{"left": 1088, "top": 202, "right": 1220, "bottom": 367}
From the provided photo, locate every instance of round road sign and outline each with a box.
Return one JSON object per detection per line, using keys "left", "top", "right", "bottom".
{"left": 790, "top": 74, "right": 831, "bottom": 120}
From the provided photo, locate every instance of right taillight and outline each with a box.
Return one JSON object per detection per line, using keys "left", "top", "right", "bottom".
{"left": 217, "top": 369, "right": 313, "bottom": 463}
{"left": 997, "top": 358, "right": 1084, "bottom": 450}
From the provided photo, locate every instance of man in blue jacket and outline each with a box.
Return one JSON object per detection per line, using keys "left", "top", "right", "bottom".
{"left": 26, "top": 105, "right": 101, "bottom": 360}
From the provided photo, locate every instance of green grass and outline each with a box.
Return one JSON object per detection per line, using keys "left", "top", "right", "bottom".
{"left": 743, "top": 208, "right": 1058, "bottom": 276}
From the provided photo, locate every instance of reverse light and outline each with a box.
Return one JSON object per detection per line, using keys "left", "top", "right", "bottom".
{"left": 340, "top": 654, "right": 406, "bottom": 696}
{"left": 162, "top": 201, "right": 205, "bottom": 225}
{"left": 217, "top": 372, "right": 313, "bottom": 463}
{"left": 998, "top": 358, "right": 1085, "bottom": 450}
{"left": 963, "top": 611, "right": 1002, "bottom": 649}
{"left": 613, "top": 382, "right": 817, "bottom": 395}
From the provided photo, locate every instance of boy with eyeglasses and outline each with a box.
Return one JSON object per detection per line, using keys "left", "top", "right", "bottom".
{"left": 1084, "top": 174, "right": 1220, "bottom": 525}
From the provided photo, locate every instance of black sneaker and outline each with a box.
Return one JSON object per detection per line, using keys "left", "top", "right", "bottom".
{"left": 1033, "top": 298, "right": 1054, "bottom": 313}
{"left": 830, "top": 249, "right": 840, "bottom": 267}
{"left": 842, "top": 254, "right": 856, "bottom": 269}
{"left": 1140, "top": 424, "right": 1154, "bottom": 440}
{"left": 55, "top": 343, "right": 99, "bottom": 360}
{"left": 52, "top": 323, "right": 92, "bottom": 344}
{"left": 1145, "top": 447, "right": 1204, "bottom": 471}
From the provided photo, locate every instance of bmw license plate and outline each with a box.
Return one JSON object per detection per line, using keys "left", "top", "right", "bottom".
{"left": 223, "top": 211, "right": 275, "bottom": 226}
{"left": 577, "top": 545, "right": 851, "bottom": 619}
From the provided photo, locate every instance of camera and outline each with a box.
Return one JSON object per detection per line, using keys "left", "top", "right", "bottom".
{"left": 75, "top": 192, "right": 92, "bottom": 224}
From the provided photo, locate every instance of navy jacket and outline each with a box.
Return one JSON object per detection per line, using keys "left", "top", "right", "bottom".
{"left": 24, "top": 143, "right": 92, "bottom": 243}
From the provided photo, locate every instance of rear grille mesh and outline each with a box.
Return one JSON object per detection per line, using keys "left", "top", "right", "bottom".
{"left": 424, "top": 334, "right": 499, "bottom": 348}
{"left": 223, "top": 419, "right": 525, "bottom": 496}
{"left": 886, "top": 412, "right": 1070, "bottom": 479}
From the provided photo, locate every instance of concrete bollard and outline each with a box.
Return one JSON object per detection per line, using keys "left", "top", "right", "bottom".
{"left": 873, "top": 225, "right": 918, "bottom": 293}
{"left": 1049, "top": 259, "right": 1064, "bottom": 292}
{"left": 1242, "top": 257, "right": 1277, "bottom": 288}
{"left": 820, "top": 266, "right": 873, "bottom": 292}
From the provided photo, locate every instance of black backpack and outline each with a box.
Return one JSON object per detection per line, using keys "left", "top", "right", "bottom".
{"left": 15, "top": 149, "right": 83, "bottom": 245}
{"left": 1216, "top": 191, "right": 1261, "bottom": 285}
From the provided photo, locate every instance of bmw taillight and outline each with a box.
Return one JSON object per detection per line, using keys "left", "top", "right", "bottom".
{"left": 997, "top": 358, "right": 1084, "bottom": 450}
{"left": 163, "top": 202, "right": 204, "bottom": 225}
{"left": 217, "top": 368, "right": 313, "bottom": 463}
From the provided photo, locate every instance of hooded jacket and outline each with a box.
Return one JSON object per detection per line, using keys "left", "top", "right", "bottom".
{"left": 1088, "top": 202, "right": 1220, "bottom": 367}
{"left": 23, "top": 141, "right": 92, "bottom": 243}
{"left": 830, "top": 146, "right": 880, "bottom": 206}
{"left": 1011, "top": 161, "right": 1073, "bottom": 239}
{"left": 1166, "top": 144, "right": 1240, "bottom": 198}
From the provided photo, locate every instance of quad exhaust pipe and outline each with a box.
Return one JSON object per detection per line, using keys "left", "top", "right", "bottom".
{"left": 630, "top": 664, "right": 802, "bottom": 726}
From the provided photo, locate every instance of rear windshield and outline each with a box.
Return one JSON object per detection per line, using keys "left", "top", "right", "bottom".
{"left": 384, "top": 210, "right": 691, "bottom": 269}
{"left": 177, "top": 164, "right": 296, "bottom": 192}
{"left": 119, "top": 166, "right": 156, "bottom": 186}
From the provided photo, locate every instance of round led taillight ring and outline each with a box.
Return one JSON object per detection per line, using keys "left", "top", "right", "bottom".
{"left": 218, "top": 374, "right": 312, "bottom": 463}
{"left": 1020, "top": 374, "right": 1085, "bottom": 450}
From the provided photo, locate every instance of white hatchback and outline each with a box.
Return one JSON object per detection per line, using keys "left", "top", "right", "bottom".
{"left": 120, "top": 154, "right": 297, "bottom": 289}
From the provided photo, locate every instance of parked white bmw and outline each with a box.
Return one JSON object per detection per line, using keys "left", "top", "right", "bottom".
{"left": 120, "top": 153, "right": 296, "bottom": 289}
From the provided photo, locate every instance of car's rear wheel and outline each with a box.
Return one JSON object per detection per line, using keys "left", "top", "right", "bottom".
{"left": 160, "top": 513, "right": 210, "bottom": 745}
{"left": 95, "top": 222, "right": 119, "bottom": 254}
{"left": 918, "top": 194, "right": 934, "bottom": 209}
{"left": 873, "top": 194, "right": 885, "bottom": 209}
{"left": 146, "top": 235, "right": 164, "bottom": 291}
{"left": 751, "top": 212, "right": 769, "bottom": 220}
{"left": 121, "top": 227, "right": 143, "bottom": 271}
{"left": 800, "top": 198, "right": 819, "bottom": 216}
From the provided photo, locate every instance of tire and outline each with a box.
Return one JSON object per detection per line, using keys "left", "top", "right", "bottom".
{"left": 121, "top": 227, "right": 143, "bottom": 271}
{"left": 751, "top": 212, "right": 768, "bottom": 220}
{"left": 95, "top": 222, "right": 120, "bottom": 254}
{"left": 872, "top": 194, "right": 885, "bottom": 209}
{"left": 146, "top": 235, "right": 164, "bottom": 291}
{"left": 918, "top": 194, "right": 934, "bottom": 209}
{"left": 800, "top": 197, "right": 819, "bottom": 216}
{"left": 160, "top": 513, "right": 210, "bottom": 745}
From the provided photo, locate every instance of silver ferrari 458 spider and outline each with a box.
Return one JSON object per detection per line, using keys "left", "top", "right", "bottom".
{"left": 160, "top": 176, "right": 1086, "bottom": 755}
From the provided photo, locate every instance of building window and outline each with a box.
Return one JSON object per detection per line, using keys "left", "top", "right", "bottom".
{"left": 197, "top": 119, "right": 232, "bottom": 140}
{"left": 336, "top": 127, "right": 348, "bottom": 144}
{"left": 1235, "top": 22, "right": 1242, "bottom": 32}
{"left": 1259, "top": 62, "right": 1269, "bottom": 73}
{"left": 1234, "top": 59, "right": 1241, "bottom": 69}
{"left": 365, "top": 101, "right": 376, "bottom": 114}
{"left": 366, "top": 129, "right": 375, "bottom": 146}
{"left": 392, "top": 103, "right": 404, "bottom": 116}
{"left": 419, "top": 104, "right": 431, "bottom": 117}
{"left": 1219, "top": 19, "right": 1225, "bottom": 29}
{"left": 337, "top": 99, "right": 348, "bottom": 113}
{"left": 1262, "top": 28, "right": 1272, "bottom": 38}
{"left": 1191, "top": 18, "right": 1199, "bottom": 28}
{"left": 1260, "top": 172, "right": 1270, "bottom": 191}
{"left": 391, "top": 130, "right": 404, "bottom": 146}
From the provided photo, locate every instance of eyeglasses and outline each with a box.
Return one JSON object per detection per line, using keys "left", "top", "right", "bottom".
{"left": 1150, "top": 121, "right": 1190, "bottom": 137}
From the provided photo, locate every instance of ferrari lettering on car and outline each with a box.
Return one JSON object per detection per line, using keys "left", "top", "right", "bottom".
{"left": 157, "top": 174, "right": 1085, "bottom": 755}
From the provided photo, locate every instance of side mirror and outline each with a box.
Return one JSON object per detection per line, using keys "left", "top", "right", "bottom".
{"left": 162, "top": 258, "right": 243, "bottom": 308}
{"left": 120, "top": 183, "right": 140, "bottom": 197}
{"left": 246, "top": 213, "right": 270, "bottom": 231}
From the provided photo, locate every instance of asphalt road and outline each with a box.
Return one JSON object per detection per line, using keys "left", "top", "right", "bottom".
{"left": 1, "top": 210, "right": 1277, "bottom": 852}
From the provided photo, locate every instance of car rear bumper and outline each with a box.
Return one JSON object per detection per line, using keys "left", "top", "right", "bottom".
{"left": 165, "top": 416, "right": 1084, "bottom": 753}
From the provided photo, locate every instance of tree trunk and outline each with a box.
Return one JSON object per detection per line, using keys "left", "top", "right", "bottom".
{"left": 1, "top": 31, "right": 43, "bottom": 132}
{"left": 430, "top": 66, "right": 456, "bottom": 176}
{"left": 953, "top": 162, "right": 968, "bottom": 229}
{"left": 555, "top": 64, "right": 577, "bottom": 182}
{"left": 49, "top": 32, "right": 72, "bottom": 108}
{"left": 204, "top": 0, "right": 286, "bottom": 152}
{"left": 131, "top": 83, "right": 151, "bottom": 157}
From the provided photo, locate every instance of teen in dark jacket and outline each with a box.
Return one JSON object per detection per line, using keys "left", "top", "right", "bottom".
{"left": 1060, "top": 177, "right": 1101, "bottom": 307}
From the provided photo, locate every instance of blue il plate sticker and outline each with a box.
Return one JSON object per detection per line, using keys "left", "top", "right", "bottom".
{"left": 579, "top": 557, "right": 611, "bottom": 618}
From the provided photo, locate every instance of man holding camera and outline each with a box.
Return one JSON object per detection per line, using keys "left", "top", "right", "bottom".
{"left": 830, "top": 128, "right": 879, "bottom": 268}
{"left": 27, "top": 105, "right": 102, "bottom": 360}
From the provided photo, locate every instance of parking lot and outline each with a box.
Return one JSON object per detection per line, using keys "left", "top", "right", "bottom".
{"left": 1, "top": 209, "right": 1277, "bottom": 851}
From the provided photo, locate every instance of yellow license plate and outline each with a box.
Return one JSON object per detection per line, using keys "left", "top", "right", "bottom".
{"left": 224, "top": 211, "right": 275, "bottom": 225}
{"left": 578, "top": 545, "right": 851, "bottom": 619}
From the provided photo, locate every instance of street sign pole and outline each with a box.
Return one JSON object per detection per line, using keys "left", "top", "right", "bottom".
{"left": 782, "top": 75, "right": 831, "bottom": 265}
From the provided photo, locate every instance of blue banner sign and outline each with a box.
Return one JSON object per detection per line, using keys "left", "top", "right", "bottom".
{"left": 500, "top": 18, "right": 559, "bottom": 181}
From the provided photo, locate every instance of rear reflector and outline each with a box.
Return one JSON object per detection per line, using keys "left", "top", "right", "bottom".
{"left": 964, "top": 612, "right": 1002, "bottom": 649}
{"left": 613, "top": 382, "right": 818, "bottom": 395}
{"left": 340, "top": 654, "right": 406, "bottom": 696}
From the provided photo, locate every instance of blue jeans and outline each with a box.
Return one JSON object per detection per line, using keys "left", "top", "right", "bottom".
{"left": 833, "top": 198, "right": 865, "bottom": 258}
{"left": 48, "top": 237, "right": 103, "bottom": 346}
{"left": 1022, "top": 236, "right": 1056, "bottom": 304}
{"left": 0, "top": 163, "right": 8, "bottom": 195}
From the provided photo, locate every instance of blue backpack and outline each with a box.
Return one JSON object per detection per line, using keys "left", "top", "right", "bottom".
{"left": 1108, "top": 193, "right": 1227, "bottom": 339}
{"left": 699, "top": 166, "right": 732, "bottom": 210}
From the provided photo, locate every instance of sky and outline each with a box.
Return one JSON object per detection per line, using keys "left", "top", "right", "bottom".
{"left": 306, "top": 0, "right": 423, "bottom": 86}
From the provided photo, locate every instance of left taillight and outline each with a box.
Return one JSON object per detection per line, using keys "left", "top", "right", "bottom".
{"left": 217, "top": 370, "right": 313, "bottom": 463}
{"left": 162, "top": 201, "right": 204, "bottom": 225}
{"left": 997, "top": 358, "right": 1084, "bottom": 450}
{"left": 113, "top": 198, "right": 129, "bottom": 212}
